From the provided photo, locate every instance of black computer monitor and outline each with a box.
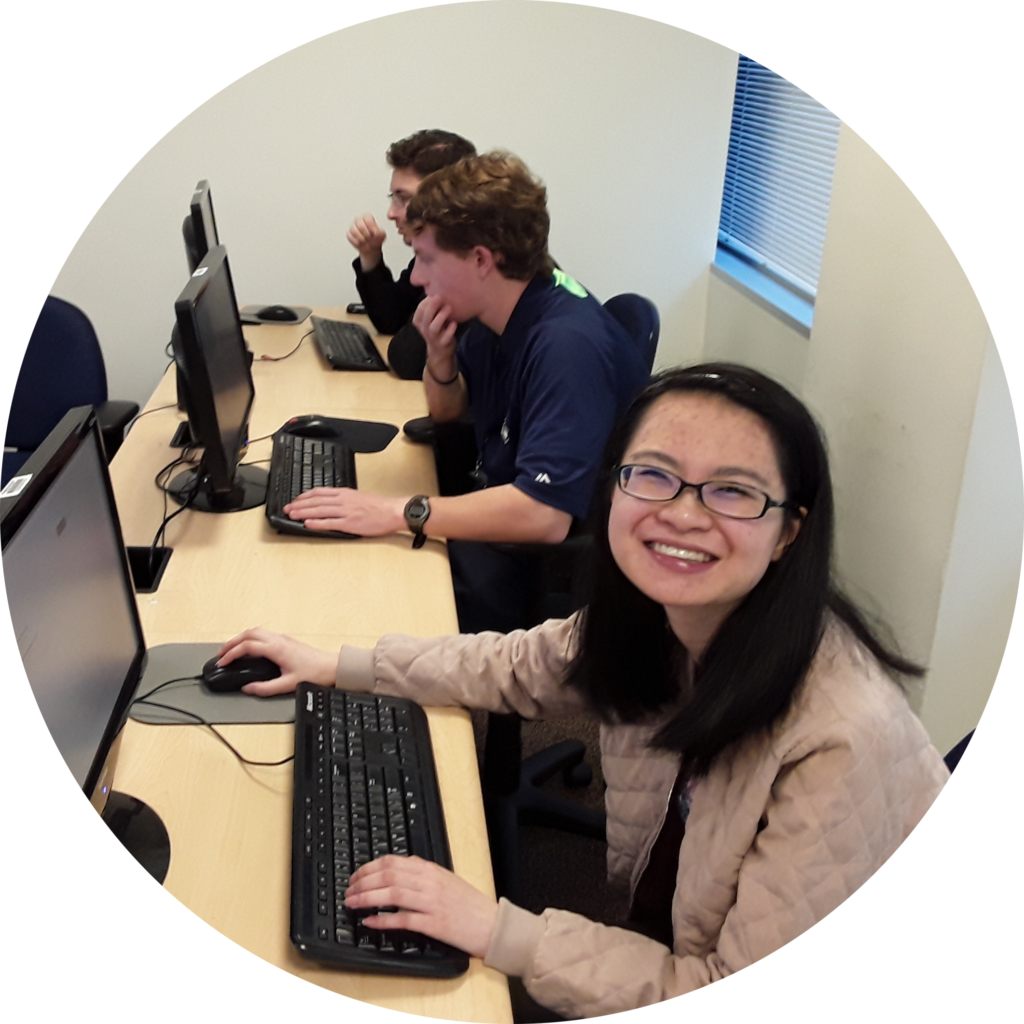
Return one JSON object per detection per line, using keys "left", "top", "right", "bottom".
{"left": 1, "top": 407, "right": 144, "bottom": 803}
{"left": 168, "top": 244, "right": 267, "bottom": 513}
{"left": 182, "top": 179, "right": 219, "bottom": 273}
{"left": 176, "top": 179, "right": 240, "bottom": 441}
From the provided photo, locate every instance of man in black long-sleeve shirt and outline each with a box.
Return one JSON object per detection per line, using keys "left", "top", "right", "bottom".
{"left": 349, "top": 130, "right": 476, "bottom": 337}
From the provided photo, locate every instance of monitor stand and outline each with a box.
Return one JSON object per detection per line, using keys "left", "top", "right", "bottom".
{"left": 167, "top": 464, "right": 268, "bottom": 513}
{"left": 102, "top": 791, "right": 171, "bottom": 884}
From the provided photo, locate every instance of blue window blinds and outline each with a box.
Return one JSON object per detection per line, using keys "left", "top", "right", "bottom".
{"left": 718, "top": 56, "right": 841, "bottom": 299}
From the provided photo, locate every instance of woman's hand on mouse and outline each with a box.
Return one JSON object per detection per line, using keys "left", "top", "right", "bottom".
{"left": 216, "top": 628, "right": 338, "bottom": 696}
{"left": 345, "top": 855, "right": 499, "bottom": 960}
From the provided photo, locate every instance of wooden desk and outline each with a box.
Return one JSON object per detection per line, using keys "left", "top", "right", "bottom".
{"left": 107, "top": 309, "right": 512, "bottom": 1023}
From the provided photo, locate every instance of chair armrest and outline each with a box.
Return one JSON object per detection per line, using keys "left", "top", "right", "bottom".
{"left": 490, "top": 533, "right": 593, "bottom": 557}
{"left": 96, "top": 400, "right": 140, "bottom": 460}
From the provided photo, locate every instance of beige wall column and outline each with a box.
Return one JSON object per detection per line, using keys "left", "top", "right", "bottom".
{"left": 703, "top": 124, "right": 1019, "bottom": 747}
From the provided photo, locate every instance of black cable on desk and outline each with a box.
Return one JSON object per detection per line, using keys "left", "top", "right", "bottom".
{"left": 154, "top": 446, "right": 200, "bottom": 496}
{"left": 126, "top": 676, "right": 295, "bottom": 768}
{"left": 147, "top": 446, "right": 201, "bottom": 575}
{"left": 114, "top": 674, "right": 201, "bottom": 742}
{"left": 133, "top": 674, "right": 201, "bottom": 704}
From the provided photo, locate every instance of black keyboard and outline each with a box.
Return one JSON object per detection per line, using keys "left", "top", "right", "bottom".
{"left": 312, "top": 316, "right": 389, "bottom": 371}
{"left": 265, "top": 431, "right": 359, "bottom": 539}
{"left": 291, "top": 683, "right": 469, "bottom": 977}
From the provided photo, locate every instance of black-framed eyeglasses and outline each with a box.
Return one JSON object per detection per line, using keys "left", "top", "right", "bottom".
{"left": 616, "top": 464, "right": 796, "bottom": 520}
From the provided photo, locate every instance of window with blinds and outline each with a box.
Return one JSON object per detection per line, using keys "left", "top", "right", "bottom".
{"left": 718, "top": 56, "right": 841, "bottom": 302}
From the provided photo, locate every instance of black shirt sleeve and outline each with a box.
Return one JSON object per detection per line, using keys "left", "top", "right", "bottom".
{"left": 352, "top": 255, "right": 424, "bottom": 335}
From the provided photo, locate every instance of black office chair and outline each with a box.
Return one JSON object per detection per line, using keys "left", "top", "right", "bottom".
{"left": 3, "top": 297, "right": 139, "bottom": 487}
{"left": 603, "top": 292, "right": 660, "bottom": 372}
{"left": 481, "top": 293, "right": 661, "bottom": 900}
{"left": 944, "top": 730, "right": 974, "bottom": 773}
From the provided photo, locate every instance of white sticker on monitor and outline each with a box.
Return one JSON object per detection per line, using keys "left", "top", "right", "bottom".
{"left": 192, "top": 266, "right": 208, "bottom": 277}
{"left": 0, "top": 474, "right": 32, "bottom": 498}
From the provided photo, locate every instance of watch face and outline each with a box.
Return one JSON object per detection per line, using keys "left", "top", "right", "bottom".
{"left": 406, "top": 495, "right": 430, "bottom": 528}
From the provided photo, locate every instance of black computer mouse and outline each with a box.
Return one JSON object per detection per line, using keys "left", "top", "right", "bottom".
{"left": 256, "top": 304, "right": 300, "bottom": 322}
{"left": 283, "top": 414, "right": 341, "bottom": 439}
{"left": 202, "top": 654, "right": 282, "bottom": 692}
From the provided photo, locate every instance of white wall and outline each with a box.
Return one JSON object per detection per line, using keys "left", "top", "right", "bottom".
{"left": 32, "top": 3, "right": 1024, "bottom": 407}
{"left": 9, "top": 0, "right": 1024, "bottom": 232}
{"left": 921, "top": 336, "right": 1023, "bottom": 753}
{"left": 704, "top": 268, "right": 810, "bottom": 394}
{"left": 705, "top": 124, "right": 1019, "bottom": 745}
{"left": 704, "top": 117, "right": 1024, "bottom": 745}
{"left": 48, "top": 2, "right": 736, "bottom": 407}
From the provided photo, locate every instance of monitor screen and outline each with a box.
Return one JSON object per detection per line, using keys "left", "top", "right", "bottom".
{"left": 182, "top": 179, "right": 219, "bottom": 273}
{"left": 169, "top": 245, "right": 265, "bottom": 512}
{"left": 2, "top": 411, "right": 144, "bottom": 796}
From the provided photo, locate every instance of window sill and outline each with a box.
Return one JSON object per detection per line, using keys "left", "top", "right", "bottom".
{"left": 712, "top": 247, "right": 813, "bottom": 337}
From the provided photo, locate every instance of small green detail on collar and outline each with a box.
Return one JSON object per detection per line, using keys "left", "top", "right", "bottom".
{"left": 552, "top": 268, "right": 588, "bottom": 298}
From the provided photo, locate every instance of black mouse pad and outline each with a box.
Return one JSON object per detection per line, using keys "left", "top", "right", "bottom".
{"left": 281, "top": 417, "right": 399, "bottom": 453}
{"left": 128, "top": 643, "right": 295, "bottom": 725}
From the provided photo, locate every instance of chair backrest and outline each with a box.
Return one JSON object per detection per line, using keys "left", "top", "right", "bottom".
{"left": 603, "top": 293, "right": 660, "bottom": 373}
{"left": 6, "top": 296, "right": 109, "bottom": 450}
{"left": 944, "top": 729, "right": 974, "bottom": 774}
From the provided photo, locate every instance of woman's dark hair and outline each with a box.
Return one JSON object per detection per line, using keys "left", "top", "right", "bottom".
{"left": 566, "top": 362, "right": 923, "bottom": 776}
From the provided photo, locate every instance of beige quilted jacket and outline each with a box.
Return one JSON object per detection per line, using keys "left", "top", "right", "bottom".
{"left": 335, "top": 613, "right": 949, "bottom": 1018}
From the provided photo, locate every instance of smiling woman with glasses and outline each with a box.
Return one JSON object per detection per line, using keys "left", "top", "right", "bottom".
{"left": 217, "top": 362, "right": 948, "bottom": 1018}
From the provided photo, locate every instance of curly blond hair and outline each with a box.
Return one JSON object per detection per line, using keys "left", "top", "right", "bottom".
{"left": 405, "top": 152, "right": 554, "bottom": 280}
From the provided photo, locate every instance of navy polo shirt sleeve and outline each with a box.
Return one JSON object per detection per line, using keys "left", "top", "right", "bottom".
{"left": 512, "top": 321, "right": 621, "bottom": 520}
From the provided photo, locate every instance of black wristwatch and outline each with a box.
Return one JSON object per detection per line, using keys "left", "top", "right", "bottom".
{"left": 404, "top": 494, "right": 431, "bottom": 549}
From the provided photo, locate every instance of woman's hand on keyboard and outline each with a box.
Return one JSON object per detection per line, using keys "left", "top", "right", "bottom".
{"left": 216, "top": 627, "right": 338, "bottom": 696}
{"left": 345, "top": 855, "right": 499, "bottom": 960}
{"left": 284, "top": 487, "right": 406, "bottom": 536}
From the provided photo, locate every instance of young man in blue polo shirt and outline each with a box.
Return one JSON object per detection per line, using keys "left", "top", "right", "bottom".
{"left": 288, "top": 151, "right": 649, "bottom": 630}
